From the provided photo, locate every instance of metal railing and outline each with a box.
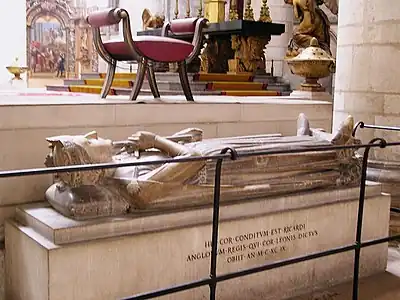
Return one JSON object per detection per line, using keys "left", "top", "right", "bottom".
{"left": 1, "top": 122, "right": 400, "bottom": 300}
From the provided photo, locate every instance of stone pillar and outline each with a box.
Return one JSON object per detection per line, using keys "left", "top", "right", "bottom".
{"left": 0, "top": 0, "right": 26, "bottom": 88}
{"left": 333, "top": 0, "right": 400, "bottom": 241}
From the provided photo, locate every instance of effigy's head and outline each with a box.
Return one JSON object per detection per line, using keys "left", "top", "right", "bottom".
{"left": 45, "top": 131, "right": 114, "bottom": 187}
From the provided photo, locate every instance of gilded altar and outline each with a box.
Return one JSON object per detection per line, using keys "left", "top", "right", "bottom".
{"left": 138, "top": 0, "right": 284, "bottom": 74}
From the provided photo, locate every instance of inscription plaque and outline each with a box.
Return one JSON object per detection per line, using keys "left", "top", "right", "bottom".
{"left": 186, "top": 223, "right": 319, "bottom": 264}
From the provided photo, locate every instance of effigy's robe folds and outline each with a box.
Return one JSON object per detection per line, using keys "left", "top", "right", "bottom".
{"left": 5, "top": 114, "right": 390, "bottom": 300}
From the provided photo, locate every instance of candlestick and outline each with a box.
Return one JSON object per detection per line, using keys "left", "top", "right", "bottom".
{"left": 259, "top": 0, "right": 272, "bottom": 22}
{"left": 243, "top": 0, "right": 254, "bottom": 21}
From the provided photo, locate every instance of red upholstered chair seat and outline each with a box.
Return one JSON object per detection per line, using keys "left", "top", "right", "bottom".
{"left": 103, "top": 41, "right": 135, "bottom": 61}
{"left": 103, "top": 37, "right": 194, "bottom": 62}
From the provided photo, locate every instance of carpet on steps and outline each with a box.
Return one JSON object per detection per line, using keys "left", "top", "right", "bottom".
{"left": 193, "top": 73, "right": 254, "bottom": 82}
{"left": 206, "top": 81, "right": 266, "bottom": 91}
{"left": 98, "top": 73, "right": 136, "bottom": 79}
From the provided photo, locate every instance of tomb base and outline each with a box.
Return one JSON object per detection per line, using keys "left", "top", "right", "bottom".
{"left": 5, "top": 183, "right": 390, "bottom": 300}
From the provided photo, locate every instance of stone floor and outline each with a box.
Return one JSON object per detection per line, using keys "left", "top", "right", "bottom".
{"left": 0, "top": 88, "right": 331, "bottom": 105}
{"left": 292, "top": 246, "right": 400, "bottom": 300}
{"left": 27, "top": 77, "right": 63, "bottom": 88}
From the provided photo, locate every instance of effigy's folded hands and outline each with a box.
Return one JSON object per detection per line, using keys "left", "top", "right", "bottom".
{"left": 128, "top": 131, "right": 157, "bottom": 151}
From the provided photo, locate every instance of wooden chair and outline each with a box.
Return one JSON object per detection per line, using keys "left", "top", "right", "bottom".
{"left": 86, "top": 8, "right": 208, "bottom": 101}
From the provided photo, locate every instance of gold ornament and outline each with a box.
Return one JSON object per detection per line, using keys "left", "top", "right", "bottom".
{"left": 259, "top": 0, "right": 272, "bottom": 23}
{"left": 243, "top": 0, "right": 254, "bottom": 21}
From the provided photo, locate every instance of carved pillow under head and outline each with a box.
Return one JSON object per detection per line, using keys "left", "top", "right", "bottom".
{"left": 45, "top": 131, "right": 115, "bottom": 187}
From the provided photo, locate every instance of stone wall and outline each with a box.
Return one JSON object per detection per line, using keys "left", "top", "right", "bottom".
{"left": 333, "top": 0, "right": 400, "bottom": 143}
{"left": 333, "top": 0, "right": 400, "bottom": 244}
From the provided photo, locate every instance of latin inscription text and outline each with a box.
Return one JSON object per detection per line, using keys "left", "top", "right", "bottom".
{"left": 186, "top": 223, "right": 318, "bottom": 264}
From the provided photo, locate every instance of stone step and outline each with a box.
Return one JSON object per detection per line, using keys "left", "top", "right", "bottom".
{"left": 46, "top": 85, "right": 285, "bottom": 97}
{"left": 80, "top": 72, "right": 137, "bottom": 80}
{"left": 47, "top": 85, "right": 221, "bottom": 96}
{"left": 59, "top": 73, "right": 292, "bottom": 96}
{"left": 63, "top": 80, "right": 209, "bottom": 92}
{"left": 62, "top": 79, "right": 274, "bottom": 92}
{"left": 79, "top": 72, "right": 280, "bottom": 84}
{"left": 266, "top": 83, "right": 292, "bottom": 92}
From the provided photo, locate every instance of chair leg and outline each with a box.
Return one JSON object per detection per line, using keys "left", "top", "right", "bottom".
{"left": 130, "top": 59, "right": 148, "bottom": 101}
{"left": 147, "top": 63, "right": 160, "bottom": 99}
{"left": 101, "top": 60, "right": 116, "bottom": 99}
{"left": 177, "top": 61, "right": 194, "bottom": 101}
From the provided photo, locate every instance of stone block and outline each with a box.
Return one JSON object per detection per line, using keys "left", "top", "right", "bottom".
{"left": 5, "top": 184, "right": 390, "bottom": 300}
{"left": 289, "top": 90, "right": 333, "bottom": 101}
{"left": 337, "top": 0, "right": 364, "bottom": 26}
{"left": 365, "top": 0, "right": 400, "bottom": 23}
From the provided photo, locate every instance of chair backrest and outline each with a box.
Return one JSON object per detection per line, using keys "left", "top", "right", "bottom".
{"left": 169, "top": 18, "right": 199, "bottom": 35}
{"left": 86, "top": 8, "right": 127, "bottom": 28}
{"left": 161, "top": 17, "right": 208, "bottom": 64}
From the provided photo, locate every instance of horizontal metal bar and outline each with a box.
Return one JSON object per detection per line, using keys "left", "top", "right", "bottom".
{"left": 1, "top": 141, "right": 400, "bottom": 179}
{"left": 236, "top": 141, "right": 396, "bottom": 159}
{"left": 0, "top": 153, "right": 229, "bottom": 178}
{"left": 362, "top": 124, "right": 400, "bottom": 132}
{"left": 121, "top": 232, "right": 400, "bottom": 300}
{"left": 391, "top": 207, "right": 400, "bottom": 214}
{"left": 215, "top": 244, "right": 357, "bottom": 283}
{"left": 120, "top": 278, "right": 212, "bottom": 300}
{"left": 361, "top": 234, "right": 400, "bottom": 248}
{"left": 121, "top": 244, "right": 357, "bottom": 299}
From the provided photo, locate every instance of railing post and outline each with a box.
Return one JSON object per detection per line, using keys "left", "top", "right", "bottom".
{"left": 209, "top": 147, "right": 238, "bottom": 300}
{"left": 352, "top": 137, "right": 387, "bottom": 300}
{"left": 352, "top": 121, "right": 365, "bottom": 137}
{"left": 270, "top": 59, "right": 274, "bottom": 77}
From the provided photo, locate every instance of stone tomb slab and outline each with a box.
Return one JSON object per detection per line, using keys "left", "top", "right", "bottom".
{"left": 6, "top": 184, "right": 390, "bottom": 300}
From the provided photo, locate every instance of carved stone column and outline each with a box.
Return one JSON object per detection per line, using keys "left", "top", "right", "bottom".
{"left": 74, "top": 20, "right": 94, "bottom": 76}
{"left": 333, "top": 0, "right": 400, "bottom": 243}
